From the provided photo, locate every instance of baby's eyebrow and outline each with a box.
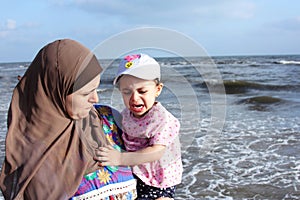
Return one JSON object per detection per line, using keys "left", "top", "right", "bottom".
{"left": 121, "top": 88, "right": 131, "bottom": 93}
{"left": 121, "top": 84, "right": 152, "bottom": 91}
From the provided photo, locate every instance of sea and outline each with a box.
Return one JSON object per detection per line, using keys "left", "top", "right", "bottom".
{"left": 0, "top": 55, "right": 299, "bottom": 199}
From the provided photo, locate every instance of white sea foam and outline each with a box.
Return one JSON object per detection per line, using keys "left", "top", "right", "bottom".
{"left": 278, "top": 60, "right": 300, "bottom": 65}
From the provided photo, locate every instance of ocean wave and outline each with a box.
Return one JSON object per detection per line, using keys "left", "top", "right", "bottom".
{"left": 215, "top": 60, "right": 253, "bottom": 65}
{"left": 193, "top": 79, "right": 299, "bottom": 94}
{"left": 239, "top": 96, "right": 282, "bottom": 104}
{"left": 212, "top": 57, "right": 263, "bottom": 67}
{"left": 213, "top": 56, "right": 300, "bottom": 68}
{"left": 220, "top": 80, "right": 298, "bottom": 94}
{"left": 238, "top": 96, "right": 283, "bottom": 111}
{"left": 222, "top": 80, "right": 260, "bottom": 94}
{"left": 274, "top": 60, "right": 300, "bottom": 65}
{"left": 192, "top": 79, "right": 300, "bottom": 97}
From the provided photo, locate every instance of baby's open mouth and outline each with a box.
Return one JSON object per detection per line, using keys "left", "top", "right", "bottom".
{"left": 130, "top": 104, "right": 144, "bottom": 112}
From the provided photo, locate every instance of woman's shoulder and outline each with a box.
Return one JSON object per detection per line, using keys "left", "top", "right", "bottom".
{"left": 94, "top": 104, "right": 122, "bottom": 126}
{"left": 94, "top": 104, "right": 120, "bottom": 114}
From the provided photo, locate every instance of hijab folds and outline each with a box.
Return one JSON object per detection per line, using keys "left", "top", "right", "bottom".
{"left": 0, "top": 39, "right": 108, "bottom": 199}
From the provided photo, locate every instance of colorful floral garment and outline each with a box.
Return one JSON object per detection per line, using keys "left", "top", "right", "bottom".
{"left": 71, "top": 105, "right": 137, "bottom": 200}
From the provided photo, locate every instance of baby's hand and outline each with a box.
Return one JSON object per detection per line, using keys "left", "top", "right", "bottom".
{"left": 94, "top": 146, "right": 122, "bottom": 166}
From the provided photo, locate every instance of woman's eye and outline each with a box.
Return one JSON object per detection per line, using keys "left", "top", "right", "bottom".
{"left": 82, "top": 90, "right": 94, "bottom": 96}
{"left": 81, "top": 92, "right": 90, "bottom": 96}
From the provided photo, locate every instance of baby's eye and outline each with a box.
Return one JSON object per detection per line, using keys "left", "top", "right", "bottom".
{"left": 122, "top": 90, "right": 131, "bottom": 95}
{"left": 138, "top": 90, "right": 147, "bottom": 94}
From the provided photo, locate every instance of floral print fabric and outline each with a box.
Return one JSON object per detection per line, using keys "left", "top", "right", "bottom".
{"left": 71, "top": 105, "right": 137, "bottom": 200}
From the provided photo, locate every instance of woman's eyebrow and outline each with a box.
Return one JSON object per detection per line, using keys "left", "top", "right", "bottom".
{"left": 85, "top": 86, "right": 98, "bottom": 94}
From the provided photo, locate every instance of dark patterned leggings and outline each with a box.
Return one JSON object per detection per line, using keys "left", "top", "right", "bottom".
{"left": 134, "top": 175, "right": 176, "bottom": 200}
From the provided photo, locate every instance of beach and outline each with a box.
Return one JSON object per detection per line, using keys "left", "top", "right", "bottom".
{"left": 0, "top": 55, "right": 300, "bottom": 199}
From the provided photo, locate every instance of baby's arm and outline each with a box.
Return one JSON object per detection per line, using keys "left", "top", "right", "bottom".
{"left": 94, "top": 145, "right": 166, "bottom": 166}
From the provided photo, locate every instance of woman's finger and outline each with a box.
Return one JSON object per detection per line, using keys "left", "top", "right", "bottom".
{"left": 94, "top": 153, "right": 108, "bottom": 160}
{"left": 95, "top": 148, "right": 108, "bottom": 156}
{"left": 99, "top": 161, "right": 111, "bottom": 166}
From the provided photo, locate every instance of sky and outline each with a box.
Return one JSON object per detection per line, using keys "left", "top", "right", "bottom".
{"left": 1, "top": 0, "right": 300, "bottom": 62}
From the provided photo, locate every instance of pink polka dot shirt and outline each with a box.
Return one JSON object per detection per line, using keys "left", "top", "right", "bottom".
{"left": 121, "top": 102, "right": 183, "bottom": 188}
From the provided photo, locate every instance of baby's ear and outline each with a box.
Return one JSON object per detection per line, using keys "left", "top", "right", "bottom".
{"left": 155, "top": 83, "right": 164, "bottom": 97}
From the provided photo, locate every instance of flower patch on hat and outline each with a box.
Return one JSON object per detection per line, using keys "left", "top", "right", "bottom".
{"left": 122, "top": 54, "right": 141, "bottom": 69}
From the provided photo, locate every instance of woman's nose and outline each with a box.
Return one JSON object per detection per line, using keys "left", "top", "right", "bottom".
{"left": 90, "top": 90, "right": 99, "bottom": 103}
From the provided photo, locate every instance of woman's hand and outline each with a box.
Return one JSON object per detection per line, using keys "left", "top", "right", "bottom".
{"left": 94, "top": 146, "right": 122, "bottom": 166}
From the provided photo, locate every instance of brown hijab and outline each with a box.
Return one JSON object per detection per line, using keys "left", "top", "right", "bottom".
{"left": 0, "top": 39, "right": 109, "bottom": 199}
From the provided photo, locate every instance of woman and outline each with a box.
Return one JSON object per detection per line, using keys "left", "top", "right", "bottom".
{"left": 0, "top": 39, "right": 136, "bottom": 199}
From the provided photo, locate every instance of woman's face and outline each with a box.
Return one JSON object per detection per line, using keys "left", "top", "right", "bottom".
{"left": 65, "top": 75, "right": 100, "bottom": 119}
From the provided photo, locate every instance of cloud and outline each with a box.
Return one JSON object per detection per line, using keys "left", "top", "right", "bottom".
{"left": 224, "top": 1, "right": 256, "bottom": 19}
{"left": 0, "top": 19, "right": 17, "bottom": 38}
{"left": 22, "top": 22, "right": 41, "bottom": 29}
{"left": 52, "top": 0, "right": 256, "bottom": 25}
{"left": 6, "top": 19, "right": 17, "bottom": 30}
{"left": 274, "top": 17, "right": 300, "bottom": 31}
{"left": 0, "top": 31, "right": 9, "bottom": 38}
{"left": 0, "top": 19, "right": 41, "bottom": 40}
